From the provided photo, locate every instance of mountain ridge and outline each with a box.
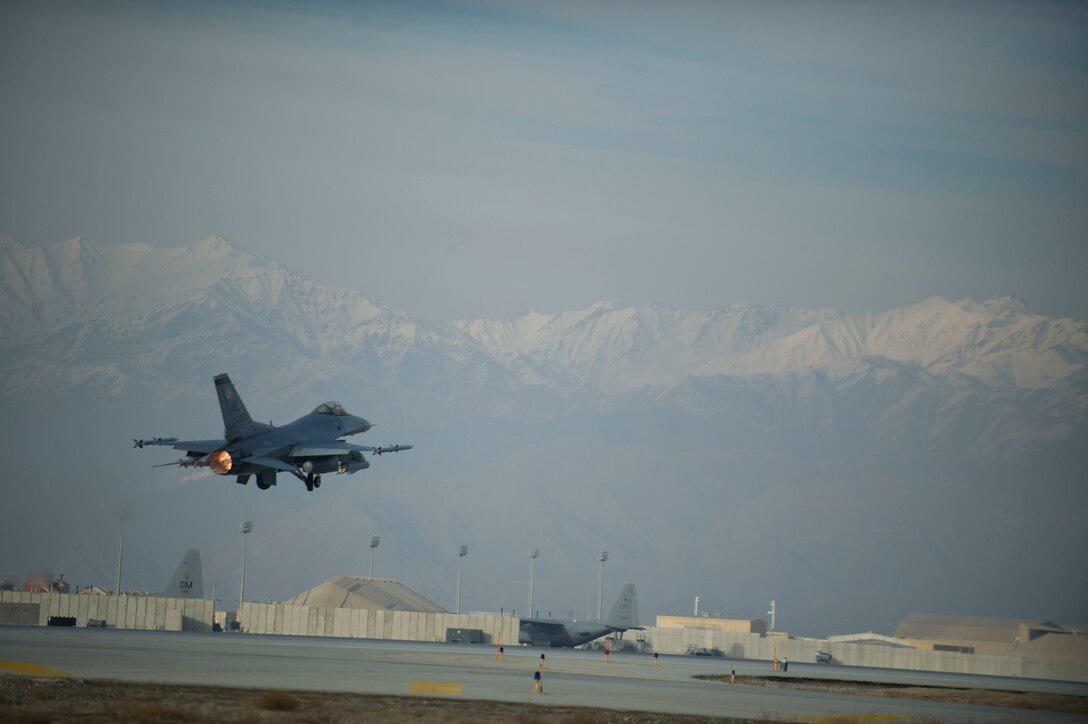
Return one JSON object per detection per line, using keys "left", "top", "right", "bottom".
{"left": 5, "top": 235, "right": 1085, "bottom": 403}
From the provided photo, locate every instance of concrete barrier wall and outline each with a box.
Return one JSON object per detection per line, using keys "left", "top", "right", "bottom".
{"left": 238, "top": 602, "right": 520, "bottom": 646}
{"left": 644, "top": 626, "right": 1088, "bottom": 683}
{"left": 4, "top": 591, "right": 1080, "bottom": 683}
{"left": 0, "top": 591, "right": 213, "bottom": 632}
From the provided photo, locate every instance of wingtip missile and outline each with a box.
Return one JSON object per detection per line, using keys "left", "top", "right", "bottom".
{"left": 134, "top": 437, "right": 179, "bottom": 448}
{"left": 372, "top": 444, "right": 413, "bottom": 456}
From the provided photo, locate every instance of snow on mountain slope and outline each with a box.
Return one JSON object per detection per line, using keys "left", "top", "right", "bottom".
{"left": 7, "top": 234, "right": 1084, "bottom": 402}
{"left": 0, "top": 234, "right": 538, "bottom": 422}
{"left": 0, "top": 234, "right": 406, "bottom": 349}
{"left": 697, "top": 296, "right": 1088, "bottom": 392}
{"left": 0, "top": 235, "right": 261, "bottom": 341}
{"left": 455, "top": 302, "right": 841, "bottom": 394}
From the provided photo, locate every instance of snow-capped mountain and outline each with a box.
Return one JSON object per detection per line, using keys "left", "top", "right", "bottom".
{"left": 0, "top": 234, "right": 539, "bottom": 421}
{"left": 699, "top": 296, "right": 1088, "bottom": 392}
{"left": 1, "top": 233, "right": 1085, "bottom": 637}
{"left": 454, "top": 302, "right": 842, "bottom": 395}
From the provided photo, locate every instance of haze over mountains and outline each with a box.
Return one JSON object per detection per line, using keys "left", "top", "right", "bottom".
{"left": 1, "top": 233, "right": 1085, "bottom": 636}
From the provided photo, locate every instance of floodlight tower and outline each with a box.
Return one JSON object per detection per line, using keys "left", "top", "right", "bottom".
{"left": 114, "top": 530, "right": 124, "bottom": 596}
{"left": 238, "top": 520, "right": 253, "bottom": 611}
{"left": 368, "top": 535, "right": 381, "bottom": 577}
{"left": 596, "top": 550, "right": 608, "bottom": 620}
{"left": 455, "top": 544, "right": 468, "bottom": 614}
{"left": 527, "top": 548, "right": 540, "bottom": 617}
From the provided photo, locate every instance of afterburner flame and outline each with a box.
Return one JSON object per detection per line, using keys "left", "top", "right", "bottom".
{"left": 208, "top": 449, "right": 233, "bottom": 475}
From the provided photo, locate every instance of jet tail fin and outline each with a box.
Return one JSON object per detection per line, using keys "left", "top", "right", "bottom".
{"left": 215, "top": 373, "right": 268, "bottom": 440}
{"left": 164, "top": 549, "right": 203, "bottom": 599}
{"left": 604, "top": 583, "right": 639, "bottom": 630}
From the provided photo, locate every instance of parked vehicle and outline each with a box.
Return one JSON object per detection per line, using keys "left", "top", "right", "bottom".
{"left": 686, "top": 645, "right": 724, "bottom": 657}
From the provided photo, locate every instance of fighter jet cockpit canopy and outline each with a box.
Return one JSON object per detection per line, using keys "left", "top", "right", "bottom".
{"left": 313, "top": 402, "right": 348, "bottom": 416}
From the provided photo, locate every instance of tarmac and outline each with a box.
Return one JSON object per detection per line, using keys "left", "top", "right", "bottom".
{"left": 1, "top": 627, "right": 1085, "bottom": 722}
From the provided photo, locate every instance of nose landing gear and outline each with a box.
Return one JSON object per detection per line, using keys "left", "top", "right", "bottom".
{"left": 294, "top": 470, "right": 323, "bottom": 492}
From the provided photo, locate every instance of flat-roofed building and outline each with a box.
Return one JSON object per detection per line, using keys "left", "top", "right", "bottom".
{"left": 656, "top": 614, "right": 767, "bottom": 635}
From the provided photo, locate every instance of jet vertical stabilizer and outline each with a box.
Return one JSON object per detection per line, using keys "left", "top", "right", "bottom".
{"left": 604, "top": 582, "right": 639, "bottom": 629}
{"left": 165, "top": 549, "right": 203, "bottom": 599}
{"left": 214, "top": 373, "right": 269, "bottom": 441}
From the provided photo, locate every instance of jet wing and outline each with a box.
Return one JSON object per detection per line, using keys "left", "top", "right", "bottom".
{"left": 241, "top": 456, "right": 298, "bottom": 473}
{"left": 288, "top": 441, "right": 372, "bottom": 457}
{"left": 288, "top": 441, "right": 413, "bottom": 457}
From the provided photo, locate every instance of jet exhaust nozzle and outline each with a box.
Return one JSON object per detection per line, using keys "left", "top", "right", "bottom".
{"left": 204, "top": 449, "right": 234, "bottom": 475}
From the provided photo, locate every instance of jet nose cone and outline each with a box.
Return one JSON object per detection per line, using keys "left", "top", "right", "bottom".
{"left": 351, "top": 417, "right": 372, "bottom": 434}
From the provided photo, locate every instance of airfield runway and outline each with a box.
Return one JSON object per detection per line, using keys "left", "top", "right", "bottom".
{"left": 1, "top": 627, "right": 1085, "bottom": 722}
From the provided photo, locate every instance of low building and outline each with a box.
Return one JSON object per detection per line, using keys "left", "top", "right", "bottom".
{"left": 237, "top": 576, "right": 514, "bottom": 643}
{"left": 656, "top": 614, "right": 767, "bottom": 635}
{"left": 894, "top": 613, "right": 1086, "bottom": 659}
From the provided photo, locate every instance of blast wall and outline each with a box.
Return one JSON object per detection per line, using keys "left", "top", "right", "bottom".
{"left": 0, "top": 591, "right": 213, "bottom": 632}
{"left": 644, "top": 626, "right": 1088, "bottom": 683}
{"left": 238, "top": 602, "right": 519, "bottom": 645}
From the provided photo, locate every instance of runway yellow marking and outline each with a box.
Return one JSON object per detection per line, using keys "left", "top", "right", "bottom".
{"left": 794, "top": 716, "right": 915, "bottom": 723}
{"left": 407, "top": 680, "right": 463, "bottom": 696}
{"left": 0, "top": 661, "right": 70, "bottom": 677}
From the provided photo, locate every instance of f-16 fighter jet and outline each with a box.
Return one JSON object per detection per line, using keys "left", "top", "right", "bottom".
{"left": 135, "top": 373, "right": 412, "bottom": 492}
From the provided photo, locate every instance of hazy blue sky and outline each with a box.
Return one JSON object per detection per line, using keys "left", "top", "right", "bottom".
{"left": 2, "top": 0, "right": 1086, "bottom": 322}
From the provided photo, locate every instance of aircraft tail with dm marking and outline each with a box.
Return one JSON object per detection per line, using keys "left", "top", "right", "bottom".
{"left": 164, "top": 549, "right": 203, "bottom": 599}
{"left": 603, "top": 583, "right": 640, "bottom": 630}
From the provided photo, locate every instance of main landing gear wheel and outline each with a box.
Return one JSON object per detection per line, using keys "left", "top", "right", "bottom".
{"left": 305, "top": 473, "right": 315, "bottom": 492}
{"left": 313, "top": 475, "right": 321, "bottom": 488}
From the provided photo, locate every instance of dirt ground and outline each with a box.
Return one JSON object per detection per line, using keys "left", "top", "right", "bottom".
{"left": 2, "top": 673, "right": 1086, "bottom": 723}
{"left": 699, "top": 675, "right": 1088, "bottom": 716}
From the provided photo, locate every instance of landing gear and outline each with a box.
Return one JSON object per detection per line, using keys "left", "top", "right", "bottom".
{"left": 292, "top": 469, "right": 324, "bottom": 492}
{"left": 236, "top": 474, "right": 250, "bottom": 486}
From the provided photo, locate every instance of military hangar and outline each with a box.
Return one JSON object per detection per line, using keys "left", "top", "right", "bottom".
{"left": 894, "top": 612, "right": 1088, "bottom": 661}
{"left": 238, "top": 576, "right": 518, "bottom": 644}
{"left": 282, "top": 576, "right": 447, "bottom": 613}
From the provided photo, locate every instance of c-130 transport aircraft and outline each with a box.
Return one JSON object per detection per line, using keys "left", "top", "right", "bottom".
{"left": 519, "top": 584, "right": 642, "bottom": 647}
{"left": 135, "top": 373, "right": 412, "bottom": 492}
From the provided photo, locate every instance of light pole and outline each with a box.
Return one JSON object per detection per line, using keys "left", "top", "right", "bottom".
{"left": 527, "top": 548, "right": 540, "bottom": 617}
{"left": 114, "top": 530, "right": 124, "bottom": 596}
{"left": 455, "top": 544, "right": 468, "bottom": 614}
{"left": 238, "top": 521, "right": 253, "bottom": 612}
{"left": 369, "top": 535, "right": 380, "bottom": 577}
{"left": 597, "top": 550, "right": 608, "bottom": 620}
